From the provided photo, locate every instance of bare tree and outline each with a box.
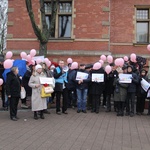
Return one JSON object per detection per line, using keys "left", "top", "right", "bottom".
{"left": 0, "top": 0, "right": 8, "bottom": 55}
{"left": 25, "top": 0, "right": 59, "bottom": 56}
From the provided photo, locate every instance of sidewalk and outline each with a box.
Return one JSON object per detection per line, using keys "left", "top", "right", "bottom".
{"left": 0, "top": 105, "right": 150, "bottom": 150}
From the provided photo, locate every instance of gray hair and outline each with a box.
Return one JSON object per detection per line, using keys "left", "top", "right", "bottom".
{"left": 11, "top": 67, "right": 18, "bottom": 73}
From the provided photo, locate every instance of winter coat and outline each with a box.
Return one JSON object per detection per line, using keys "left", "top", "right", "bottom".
{"left": 6, "top": 71, "right": 21, "bottom": 97}
{"left": 127, "top": 72, "right": 139, "bottom": 93}
{"left": 28, "top": 72, "right": 47, "bottom": 111}
{"left": 67, "top": 69, "right": 77, "bottom": 90}
{"left": 75, "top": 69, "right": 90, "bottom": 90}
{"left": 104, "top": 70, "right": 118, "bottom": 95}
{"left": 114, "top": 77, "right": 128, "bottom": 102}
{"left": 89, "top": 68, "right": 106, "bottom": 95}
{"left": 22, "top": 69, "right": 32, "bottom": 96}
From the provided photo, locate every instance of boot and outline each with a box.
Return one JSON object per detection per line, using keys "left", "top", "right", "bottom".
{"left": 34, "top": 111, "right": 38, "bottom": 120}
{"left": 40, "top": 110, "right": 45, "bottom": 119}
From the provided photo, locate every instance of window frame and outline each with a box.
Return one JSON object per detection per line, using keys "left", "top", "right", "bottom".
{"left": 44, "top": 0, "right": 73, "bottom": 39}
{"left": 135, "top": 7, "right": 150, "bottom": 44}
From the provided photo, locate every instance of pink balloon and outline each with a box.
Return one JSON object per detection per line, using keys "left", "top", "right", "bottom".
{"left": 46, "top": 61, "right": 51, "bottom": 67}
{"left": 93, "top": 62, "right": 101, "bottom": 70}
{"left": 114, "top": 59, "right": 120, "bottom": 66}
{"left": 118, "top": 58, "right": 124, "bottom": 67}
{"left": 124, "top": 56, "right": 128, "bottom": 62}
{"left": 67, "top": 58, "right": 73, "bottom": 64}
{"left": 130, "top": 53, "right": 136, "bottom": 61}
{"left": 4, "top": 59, "right": 13, "bottom": 69}
{"left": 31, "top": 60, "right": 35, "bottom": 65}
{"left": 100, "top": 55, "right": 106, "bottom": 61}
{"left": 30, "top": 49, "right": 36, "bottom": 57}
{"left": 147, "top": 44, "right": 150, "bottom": 51}
{"left": 36, "top": 58, "right": 42, "bottom": 64}
{"left": 0, "top": 78, "right": 3, "bottom": 86}
{"left": 99, "top": 60, "right": 104, "bottom": 66}
{"left": 27, "top": 55, "right": 32, "bottom": 62}
{"left": 105, "top": 65, "right": 112, "bottom": 74}
{"left": 71, "top": 62, "right": 78, "bottom": 70}
{"left": 44, "top": 58, "right": 49, "bottom": 64}
{"left": 107, "top": 55, "right": 113, "bottom": 63}
{"left": 20, "top": 52, "right": 27, "bottom": 59}
{"left": 6, "top": 51, "right": 13, "bottom": 59}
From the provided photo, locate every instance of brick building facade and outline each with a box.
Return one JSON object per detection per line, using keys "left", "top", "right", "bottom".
{"left": 7, "top": 0, "right": 150, "bottom": 64}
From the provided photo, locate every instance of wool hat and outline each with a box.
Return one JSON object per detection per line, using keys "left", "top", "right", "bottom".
{"left": 35, "top": 64, "right": 42, "bottom": 70}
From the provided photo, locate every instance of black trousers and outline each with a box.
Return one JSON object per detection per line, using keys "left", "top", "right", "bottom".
{"left": 68, "top": 89, "right": 77, "bottom": 107}
{"left": 106, "top": 94, "right": 111, "bottom": 111}
{"left": 92, "top": 94, "right": 100, "bottom": 112}
{"left": 56, "top": 88, "right": 68, "bottom": 112}
{"left": 126, "top": 92, "right": 135, "bottom": 114}
{"left": 116, "top": 101, "right": 125, "bottom": 114}
{"left": 9, "top": 97, "right": 19, "bottom": 118}
{"left": 136, "top": 93, "right": 146, "bottom": 113}
{"left": 1, "top": 84, "right": 5, "bottom": 107}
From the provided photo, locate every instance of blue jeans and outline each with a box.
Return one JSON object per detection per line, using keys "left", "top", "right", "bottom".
{"left": 76, "top": 88, "right": 88, "bottom": 111}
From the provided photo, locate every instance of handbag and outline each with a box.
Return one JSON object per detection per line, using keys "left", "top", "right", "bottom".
{"left": 21, "top": 87, "right": 26, "bottom": 99}
{"left": 41, "top": 86, "right": 51, "bottom": 98}
{"left": 44, "top": 86, "right": 54, "bottom": 94}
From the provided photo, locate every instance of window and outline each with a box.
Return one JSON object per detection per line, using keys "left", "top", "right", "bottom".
{"left": 44, "top": 0, "right": 72, "bottom": 39}
{"left": 136, "top": 8, "right": 150, "bottom": 43}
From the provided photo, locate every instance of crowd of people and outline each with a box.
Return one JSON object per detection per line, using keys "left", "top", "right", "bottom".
{"left": 1, "top": 58, "right": 150, "bottom": 121}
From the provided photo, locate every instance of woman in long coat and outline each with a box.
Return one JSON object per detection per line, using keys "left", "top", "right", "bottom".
{"left": 28, "top": 64, "right": 47, "bottom": 120}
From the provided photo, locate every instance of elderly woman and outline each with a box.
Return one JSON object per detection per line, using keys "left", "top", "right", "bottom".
{"left": 6, "top": 67, "right": 21, "bottom": 121}
{"left": 28, "top": 64, "right": 47, "bottom": 120}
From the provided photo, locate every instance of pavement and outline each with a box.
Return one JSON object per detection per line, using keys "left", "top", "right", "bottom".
{"left": 0, "top": 103, "right": 150, "bottom": 150}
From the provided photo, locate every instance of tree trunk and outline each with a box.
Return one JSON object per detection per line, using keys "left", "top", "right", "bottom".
{"left": 39, "top": 42, "right": 47, "bottom": 56}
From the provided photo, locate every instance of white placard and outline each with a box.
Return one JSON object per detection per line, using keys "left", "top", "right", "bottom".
{"left": 92, "top": 73, "right": 104, "bottom": 82}
{"left": 39, "top": 77, "right": 54, "bottom": 84}
{"left": 119, "top": 74, "right": 132, "bottom": 83}
{"left": 76, "top": 72, "right": 89, "bottom": 80}
{"left": 141, "top": 78, "right": 150, "bottom": 92}
{"left": 33, "top": 56, "right": 44, "bottom": 61}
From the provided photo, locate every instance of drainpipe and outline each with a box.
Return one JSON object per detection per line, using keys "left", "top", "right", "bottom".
{"left": 108, "top": 0, "right": 111, "bottom": 52}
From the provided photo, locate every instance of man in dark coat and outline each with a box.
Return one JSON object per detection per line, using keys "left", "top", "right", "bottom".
{"left": 6, "top": 67, "right": 21, "bottom": 121}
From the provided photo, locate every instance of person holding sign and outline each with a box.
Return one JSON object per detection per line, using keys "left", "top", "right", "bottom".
{"left": 54, "top": 60, "right": 68, "bottom": 115}
{"left": 28, "top": 64, "right": 47, "bottom": 120}
{"left": 89, "top": 65, "right": 106, "bottom": 113}
{"left": 75, "top": 64, "right": 90, "bottom": 113}
{"left": 126, "top": 65, "right": 139, "bottom": 117}
{"left": 136, "top": 69, "right": 148, "bottom": 115}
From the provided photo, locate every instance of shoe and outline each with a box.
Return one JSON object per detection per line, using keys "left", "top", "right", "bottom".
{"left": 40, "top": 115, "right": 45, "bottom": 119}
{"left": 56, "top": 111, "right": 61, "bottom": 115}
{"left": 136, "top": 112, "right": 141, "bottom": 115}
{"left": 82, "top": 110, "right": 87, "bottom": 113}
{"left": 77, "top": 110, "right": 81, "bottom": 113}
{"left": 43, "top": 109, "right": 50, "bottom": 114}
{"left": 15, "top": 116, "right": 19, "bottom": 119}
{"left": 147, "top": 113, "right": 150, "bottom": 115}
{"left": 106, "top": 110, "right": 111, "bottom": 112}
{"left": 130, "top": 113, "right": 134, "bottom": 117}
{"left": 21, "top": 104, "right": 29, "bottom": 109}
{"left": 117, "top": 113, "right": 121, "bottom": 116}
{"left": 96, "top": 111, "right": 99, "bottom": 114}
{"left": 34, "top": 112, "right": 38, "bottom": 120}
{"left": 125, "top": 112, "right": 129, "bottom": 116}
{"left": 11, "top": 117, "right": 17, "bottom": 121}
{"left": 91, "top": 109, "right": 95, "bottom": 113}
{"left": 62, "top": 111, "right": 68, "bottom": 114}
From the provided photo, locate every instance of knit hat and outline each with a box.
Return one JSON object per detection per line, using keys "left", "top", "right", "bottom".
{"left": 35, "top": 64, "right": 42, "bottom": 70}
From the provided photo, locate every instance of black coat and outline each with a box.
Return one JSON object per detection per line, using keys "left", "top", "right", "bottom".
{"left": 127, "top": 72, "right": 139, "bottom": 93}
{"left": 6, "top": 71, "right": 21, "bottom": 97}
{"left": 89, "top": 68, "right": 106, "bottom": 95}
{"left": 105, "top": 70, "right": 118, "bottom": 95}
{"left": 22, "top": 70, "right": 32, "bottom": 96}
